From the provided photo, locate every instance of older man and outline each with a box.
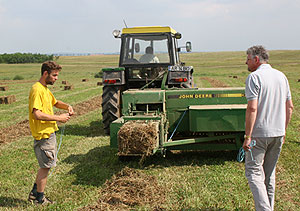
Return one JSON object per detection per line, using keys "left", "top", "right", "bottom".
{"left": 243, "top": 45, "right": 293, "bottom": 211}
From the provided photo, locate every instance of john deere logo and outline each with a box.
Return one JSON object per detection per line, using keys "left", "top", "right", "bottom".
{"left": 168, "top": 93, "right": 245, "bottom": 99}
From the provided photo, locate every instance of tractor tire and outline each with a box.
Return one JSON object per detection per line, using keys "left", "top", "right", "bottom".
{"left": 101, "top": 85, "right": 121, "bottom": 135}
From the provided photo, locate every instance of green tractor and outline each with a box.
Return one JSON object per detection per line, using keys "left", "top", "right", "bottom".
{"left": 102, "top": 26, "right": 193, "bottom": 135}
{"left": 102, "top": 26, "right": 247, "bottom": 158}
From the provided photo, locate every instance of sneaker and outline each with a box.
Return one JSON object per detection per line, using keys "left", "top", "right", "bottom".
{"left": 34, "top": 196, "right": 54, "bottom": 205}
{"left": 28, "top": 191, "right": 36, "bottom": 202}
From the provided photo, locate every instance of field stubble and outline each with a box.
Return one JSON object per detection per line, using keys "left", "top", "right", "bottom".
{"left": 0, "top": 51, "right": 299, "bottom": 210}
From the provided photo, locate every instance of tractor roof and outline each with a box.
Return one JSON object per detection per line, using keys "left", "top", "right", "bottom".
{"left": 122, "top": 26, "right": 177, "bottom": 35}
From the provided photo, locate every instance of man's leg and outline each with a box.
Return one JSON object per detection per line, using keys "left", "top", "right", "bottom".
{"left": 36, "top": 168, "right": 50, "bottom": 192}
{"left": 245, "top": 137, "right": 272, "bottom": 211}
{"left": 263, "top": 137, "right": 283, "bottom": 210}
{"left": 35, "top": 168, "right": 50, "bottom": 203}
{"left": 31, "top": 133, "right": 57, "bottom": 204}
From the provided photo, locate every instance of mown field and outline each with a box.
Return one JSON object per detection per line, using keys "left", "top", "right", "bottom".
{"left": 0, "top": 51, "right": 299, "bottom": 210}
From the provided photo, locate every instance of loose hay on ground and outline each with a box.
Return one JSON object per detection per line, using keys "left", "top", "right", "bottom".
{"left": 118, "top": 121, "right": 159, "bottom": 156}
{"left": 81, "top": 167, "right": 166, "bottom": 211}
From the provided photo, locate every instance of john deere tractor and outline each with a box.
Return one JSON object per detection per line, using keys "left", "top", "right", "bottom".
{"left": 102, "top": 26, "right": 247, "bottom": 158}
{"left": 102, "top": 26, "right": 193, "bottom": 135}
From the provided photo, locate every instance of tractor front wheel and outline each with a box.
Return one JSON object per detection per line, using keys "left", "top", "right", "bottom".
{"left": 101, "top": 85, "right": 121, "bottom": 135}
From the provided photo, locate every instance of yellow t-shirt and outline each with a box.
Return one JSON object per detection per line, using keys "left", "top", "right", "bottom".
{"left": 29, "top": 82, "right": 58, "bottom": 140}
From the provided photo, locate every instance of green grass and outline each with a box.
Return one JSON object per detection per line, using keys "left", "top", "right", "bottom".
{"left": 0, "top": 51, "right": 299, "bottom": 210}
{"left": 0, "top": 55, "right": 114, "bottom": 129}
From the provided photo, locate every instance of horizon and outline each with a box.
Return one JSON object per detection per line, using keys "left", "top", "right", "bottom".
{"left": 1, "top": 48, "right": 300, "bottom": 57}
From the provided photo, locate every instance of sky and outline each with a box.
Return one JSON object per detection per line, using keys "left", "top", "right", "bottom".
{"left": 0, "top": 0, "right": 300, "bottom": 54}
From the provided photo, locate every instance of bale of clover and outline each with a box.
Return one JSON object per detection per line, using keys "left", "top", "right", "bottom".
{"left": 118, "top": 121, "right": 159, "bottom": 156}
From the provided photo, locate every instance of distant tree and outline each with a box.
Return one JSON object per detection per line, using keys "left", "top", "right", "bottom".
{"left": 0, "top": 53, "right": 54, "bottom": 64}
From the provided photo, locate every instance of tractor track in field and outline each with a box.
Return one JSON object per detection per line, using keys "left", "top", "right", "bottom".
{"left": 200, "top": 77, "right": 229, "bottom": 87}
{"left": 0, "top": 80, "right": 37, "bottom": 85}
{"left": 0, "top": 95, "right": 102, "bottom": 146}
{"left": 0, "top": 86, "right": 101, "bottom": 115}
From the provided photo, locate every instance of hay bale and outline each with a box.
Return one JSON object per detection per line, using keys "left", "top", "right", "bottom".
{"left": 7, "top": 95, "right": 16, "bottom": 104}
{"left": 0, "top": 95, "right": 16, "bottom": 104}
{"left": 0, "top": 96, "right": 4, "bottom": 104}
{"left": 0, "top": 86, "right": 8, "bottom": 91}
{"left": 64, "top": 85, "right": 73, "bottom": 90}
{"left": 118, "top": 121, "right": 159, "bottom": 156}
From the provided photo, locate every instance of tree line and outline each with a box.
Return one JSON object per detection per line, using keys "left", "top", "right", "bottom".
{"left": 0, "top": 53, "right": 55, "bottom": 64}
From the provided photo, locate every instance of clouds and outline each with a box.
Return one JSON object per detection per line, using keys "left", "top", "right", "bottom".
{"left": 175, "top": 1, "right": 231, "bottom": 19}
{"left": 0, "top": 0, "right": 299, "bottom": 53}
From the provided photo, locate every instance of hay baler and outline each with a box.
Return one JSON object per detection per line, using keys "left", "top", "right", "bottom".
{"left": 110, "top": 79, "right": 247, "bottom": 157}
{"left": 101, "top": 26, "right": 247, "bottom": 157}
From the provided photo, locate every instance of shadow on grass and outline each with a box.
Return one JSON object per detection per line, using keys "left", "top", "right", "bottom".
{"left": 59, "top": 120, "right": 105, "bottom": 137}
{"left": 62, "top": 145, "right": 130, "bottom": 187}
{"left": 0, "top": 196, "right": 28, "bottom": 208}
{"left": 143, "top": 150, "right": 239, "bottom": 168}
{"left": 289, "top": 140, "right": 300, "bottom": 145}
{"left": 62, "top": 143, "right": 239, "bottom": 187}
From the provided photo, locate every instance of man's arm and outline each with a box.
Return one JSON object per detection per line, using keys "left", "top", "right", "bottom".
{"left": 54, "top": 100, "right": 74, "bottom": 116}
{"left": 285, "top": 99, "right": 293, "bottom": 129}
{"left": 243, "top": 99, "right": 258, "bottom": 151}
{"left": 283, "top": 99, "right": 294, "bottom": 144}
{"left": 33, "top": 108, "right": 70, "bottom": 123}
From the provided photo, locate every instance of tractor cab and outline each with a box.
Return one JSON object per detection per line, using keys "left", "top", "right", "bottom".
{"left": 119, "top": 27, "right": 183, "bottom": 67}
{"left": 110, "top": 26, "right": 192, "bottom": 89}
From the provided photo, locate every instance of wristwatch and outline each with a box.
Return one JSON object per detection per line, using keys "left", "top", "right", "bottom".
{"left": 244, "top": 135, "right": 251, "bottom": 139}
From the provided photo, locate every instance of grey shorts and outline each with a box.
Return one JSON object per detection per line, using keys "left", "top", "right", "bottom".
{"left": 34, "top": 133, "right": 57, "bottom": 168}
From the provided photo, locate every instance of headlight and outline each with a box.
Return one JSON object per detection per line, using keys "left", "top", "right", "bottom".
{"left": 112, "top": 30, "right": 121, "bottom": 38}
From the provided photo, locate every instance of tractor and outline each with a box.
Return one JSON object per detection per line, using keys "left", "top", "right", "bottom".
{"left": 102, "top": 26, "right": 193, "bottom": 135}
{"left": 101, "top": 26, "right": 247, "bottom": 158}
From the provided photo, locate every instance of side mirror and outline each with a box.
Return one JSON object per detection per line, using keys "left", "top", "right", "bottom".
{"left": 175, "top": 32, "right": 182, "bottom": 39}
{"left": 135, "top": 43, "right": 140, "bottom": 53}
{"left": 186, "top": 41, "right": 192, "bottom": 52}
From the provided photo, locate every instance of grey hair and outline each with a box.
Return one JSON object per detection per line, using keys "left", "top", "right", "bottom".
{"left": 246, "top": 45, "right": 269, "bottom": 62}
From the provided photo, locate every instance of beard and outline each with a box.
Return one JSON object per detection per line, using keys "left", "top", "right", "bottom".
{"left": 45, "top": 76, "right": 54, "bottom": 85}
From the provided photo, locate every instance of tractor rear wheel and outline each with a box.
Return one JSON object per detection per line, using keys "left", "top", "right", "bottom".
{"left": 101, "top": 85, "right": 121, "bottom": 135}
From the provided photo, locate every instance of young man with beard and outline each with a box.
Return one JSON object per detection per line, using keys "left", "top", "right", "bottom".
{"left": 28, "top": 61, "right": 74, "bottom": 204}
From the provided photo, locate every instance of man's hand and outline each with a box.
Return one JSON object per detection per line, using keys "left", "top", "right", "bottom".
{"left": 68, "top": 105, "right": 74, "bottom": 116}
{"left": 58, "top": 113, "right": 71, "bottom": 123}
{"left": 243, "top": 138, "right": 252, "bottom": 151}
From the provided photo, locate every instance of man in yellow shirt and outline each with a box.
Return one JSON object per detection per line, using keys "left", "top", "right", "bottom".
{"left": 28, "top": 61, "right": 74, "bottom": 205}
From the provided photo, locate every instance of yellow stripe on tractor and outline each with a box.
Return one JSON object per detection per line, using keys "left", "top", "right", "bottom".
{"left": 122, "top": 26, "right": 177, "bottom": 34}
